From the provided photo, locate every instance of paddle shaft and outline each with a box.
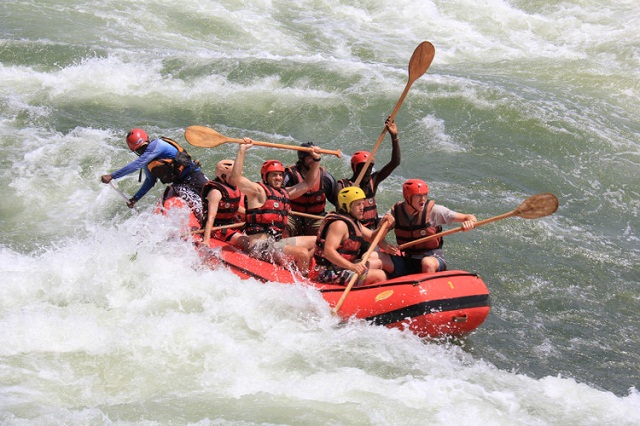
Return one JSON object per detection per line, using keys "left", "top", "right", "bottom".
{"left": 109, "top": 181, "right": 131, "bottom": 203}
{"left": 354, "top": 42, "right": 435, "bottom": 186}
{"left": 228, "top": 137, "right": 341, "bottom": 157}
{"left": 332, "top": 221, "right": 391, "bottom": 314}
{"left": 191, "top": 212, "right": 323, "bottom": 236}
{"left": 191, "top": 222, "right": 245, "bottom": 236}
{"left": 353, "top": 86, "right": 410, "bottom": 187}
{"left": 193, "top": 209, "right": 325, "bottom": 235}
{"left": 185, "top": 126, "right": 341, "bottom": 157}
{"left": 290, "top": 211, "right": 324, "bottom": 220}
{"left": 398, "top": 210, "right": 517, "bottom": 251}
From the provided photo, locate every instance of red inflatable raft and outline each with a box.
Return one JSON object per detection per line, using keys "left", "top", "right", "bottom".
{"left": 161, "top": 195, "right": 491, "bottom": 338}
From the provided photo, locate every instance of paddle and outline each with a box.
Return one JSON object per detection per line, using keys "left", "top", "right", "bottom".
{"left": 190, "top": 222, "right": 246, "bottom": 235}
{"left": 189, "top": 212, "right": 323, "bottom": 236}
{"left": 332, "top": 221, "right": 391, "bottom": 314}
{"left": 109, "top": 181, "right": 134, "bottom": 206}
{"left": 398, "top": 193, "right": 560, "bottom": 251}
{"left": 185, "top": 126, "right": 342, "bottom": 158}
{"left": 290, "top": 211, "right": 324, "bottom": 220}
{"left": 354, "top": 41, "right": 435, "bottom": 187}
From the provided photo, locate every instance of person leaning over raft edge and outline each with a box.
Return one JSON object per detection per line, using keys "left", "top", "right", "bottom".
{"left": 101, "top": 128, "right": 209, "bottom": 222}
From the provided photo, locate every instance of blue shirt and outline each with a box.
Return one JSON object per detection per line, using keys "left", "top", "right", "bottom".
{"left": 111, "top": 138, "right": 179, "bottom": 201}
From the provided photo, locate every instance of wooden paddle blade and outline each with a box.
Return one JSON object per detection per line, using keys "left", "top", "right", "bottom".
{"left": 184, "top": 126, "right": 240, "bottom": 148}
{"left": 353, "top": 42, "right": 435, "bottom": 187}
{"left": 514, "top": 193, "right": 559, "bottom": 219}
{"left": 409, "top": 41, "right": 435, "bottom": 80}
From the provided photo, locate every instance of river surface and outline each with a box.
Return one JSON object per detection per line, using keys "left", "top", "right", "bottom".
{"left": 1, "top": 0, "right": 639, "bottom": 424}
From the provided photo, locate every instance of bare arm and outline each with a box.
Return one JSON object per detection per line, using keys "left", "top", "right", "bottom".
{"left": 323, "top": 221, "right": 366, "bottom": 274}
{"left": 288, "top": 147, "right": 321, "bottom": 200}
{"left": 452, "top": 212, "right": 478, "bottom": 231}
{"left": 229, "top": 139, "right": 266, "bottom": 208}
{"left": 203, "top": 189, "right": 223, "bottom": 245}
{"left": 356, "top": 216, "right": 397, "bottom": 254}
{"left": 376, "top": 214, "right": 399, "bottom": 255}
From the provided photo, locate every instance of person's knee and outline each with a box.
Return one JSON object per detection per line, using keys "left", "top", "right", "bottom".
{"left": 369, "top": 258, "right": 383, "bottom": 269}
{"left": 284, "top": 245, "right": 311, "bottom": 263}
{"left": 378, "top": 253, "right": 395, "bottom": 274}
{"left": 421, "top": 257, "right": 439, "bottom": 273}
{"left": 366, "top": 269, "right": 387, "bottom": 284}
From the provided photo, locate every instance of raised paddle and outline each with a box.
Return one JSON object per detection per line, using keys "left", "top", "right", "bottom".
{"left": 332, "top": 221, "right": 391, "bottom": 314}
{"left": 185, "top": 126, "right": 342, "bottom": 158}
{"left": 354, "top": 41, "right": 435, "bottom": 186}
{"left": 398, "top": 193, "right": 560, "bottom": 251}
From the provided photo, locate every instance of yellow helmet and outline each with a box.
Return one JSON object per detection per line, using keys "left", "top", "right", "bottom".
{"left": 337, "top": 186, "right": 366, "bottom": 214}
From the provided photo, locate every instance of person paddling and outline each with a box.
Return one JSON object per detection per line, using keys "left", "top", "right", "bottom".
{"left": 229, "top": 138, "right": 321, "bottom": 275}
{"left": 101, "top": 128, "right": 208, "bottom": 222}
{"left": 335, "top": 117, "right": 400, "bottom": 230}
{"left": 310, "top": 186, "right": 397, "bottom": 286}
{"left": 381, "top": 179, "right": 477, "bottom": 276}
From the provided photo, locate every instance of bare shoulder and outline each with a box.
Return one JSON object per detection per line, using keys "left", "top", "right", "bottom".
{"left": 326, "top": 218, "right": 349, "bottom": 238}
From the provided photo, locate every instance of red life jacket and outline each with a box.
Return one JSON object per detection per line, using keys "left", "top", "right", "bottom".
{"left": 147, "top": 137, "right": 193, "bottom": 184}
{"left": 244, "top": 182, "right": 290, "bottom": 238}
{"left": 391, "top": 200, "right": 443, "bottom": 253}
{"left": 314, "top": 212, "right": 365, "bottom": 266}
{"left": 201, "top": 179, "right": 242, "bottom": 226}
{"left": 286, "top": 165, "right": 327, "bottom": 214}
{"left": 338, "top": 178, "right": 378, "bottom": 229}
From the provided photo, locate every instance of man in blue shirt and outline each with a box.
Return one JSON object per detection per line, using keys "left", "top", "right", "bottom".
{"left": 101, "top": 128, "right": 209, "bottom": 222}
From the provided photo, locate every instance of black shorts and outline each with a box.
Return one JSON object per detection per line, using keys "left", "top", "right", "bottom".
{"left": 389, "top": 250, "right": 447, "bottom": 278}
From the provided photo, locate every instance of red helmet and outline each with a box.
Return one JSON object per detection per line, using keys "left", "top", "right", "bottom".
{"left": 215, "top": 159, "right": 234, "bottom": 182}
{"left": 402, "top": 179, "right": 429, "bottom": 203}
{"left": 350, "top": 150, "right": 374, "bottom": 172}
{"left": 126, "top": 128, "right": 149, "bottom": 151}
{"left": 260, "top": 160, "right": 285, "bottom": 183}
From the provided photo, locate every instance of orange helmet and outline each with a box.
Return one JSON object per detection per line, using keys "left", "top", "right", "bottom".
{"left": 260, "top": 160, "right": 285, "bottom": 183}
{"left": 215, "top": 160, "right": 234, "bottom": 182}
{"left": 126, "top": 128, "right": 149, "bottom": 151}
{"left": 350, "top": 150, "right": 374, "bottom": 172}
{"left": 402, "top": 179, "right": 429, "bottom": 203}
